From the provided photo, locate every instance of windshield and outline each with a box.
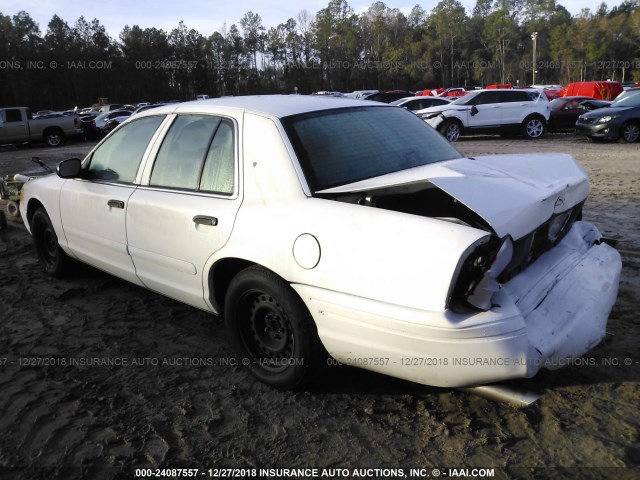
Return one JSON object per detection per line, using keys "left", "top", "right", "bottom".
{"left": 449, "top": 91, "right": 481, "bottom": 105}
{"left": 612, "top": 90, "right": 640, "bottom": 106}
{"left": 282, "top": 106, "right": 462, "bottom": 191}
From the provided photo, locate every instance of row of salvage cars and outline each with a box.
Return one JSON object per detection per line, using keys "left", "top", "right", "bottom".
{"left": 21, "top": 96, "right": 622, "bottom": 392}
{"left": 413, "top": 87, "right": 640, "bottom": 143}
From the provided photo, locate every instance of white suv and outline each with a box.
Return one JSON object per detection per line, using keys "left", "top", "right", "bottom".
{"left": 420, "top": 89, "right": 551, "bottom": 141}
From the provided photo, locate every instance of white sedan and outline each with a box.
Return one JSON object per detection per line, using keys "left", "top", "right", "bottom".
{"left": 20, "top": 96, "right": 621, "bottom": 390}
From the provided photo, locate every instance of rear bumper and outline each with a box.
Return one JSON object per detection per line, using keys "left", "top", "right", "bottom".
{"left": 294, "top": 222, "right": 621, "bottom": 387}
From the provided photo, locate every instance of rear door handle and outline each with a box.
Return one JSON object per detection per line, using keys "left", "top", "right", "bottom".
{"left": 193, "top": 215, "right": 218, "bottom": 226}
{"left": 107, "top": 199, "right": 125, "bottom": 209}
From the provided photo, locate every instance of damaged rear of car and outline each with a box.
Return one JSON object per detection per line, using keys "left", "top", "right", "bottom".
{"left": 281, "top": 104, "right": 621, "bottom": 387}
{"left": 20, "top": 96, "right": 620, "bottom": 390}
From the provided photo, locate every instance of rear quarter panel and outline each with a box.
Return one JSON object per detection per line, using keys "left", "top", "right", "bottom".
{"left": 207, "top": 112, "right": 490, "bottom": 312}
{"left": 28, "top": 115, "right": 80, "bottom": 139}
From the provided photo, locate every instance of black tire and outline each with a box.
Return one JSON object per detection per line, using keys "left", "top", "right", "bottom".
{"left": 30, "top": 208, "right": 69, "bottom": 277}
{"left": 224, "top": 265, "right": 324, "bottom": 390}
{"left": 6, "top": 200, "right": 19, "bottom": 218}
{"left": 44, "top": 129, "right": 64, "bottom": 147}
{"left": 522, "top": 116, "right": 546, "bottom": 139}
{"left": 0, "top": 211, "right": 6, "bottom": 230}
{"left": 439, "top": 119, "right": 461, "bottom": 142}
{"left": 619, "top": 122, "right": 640, "bottom": 143}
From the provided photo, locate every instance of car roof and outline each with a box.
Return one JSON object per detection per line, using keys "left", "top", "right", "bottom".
{"left": 140, "top": 95, "right": 389, "bottom": 119}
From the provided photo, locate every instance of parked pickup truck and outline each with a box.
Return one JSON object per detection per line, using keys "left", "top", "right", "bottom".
{"left": 0, "top": 107, "right": 84, "bottom": 147}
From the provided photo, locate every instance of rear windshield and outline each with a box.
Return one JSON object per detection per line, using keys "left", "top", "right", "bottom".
{"left": 282, "top": 106, "right": 462, "bottom": 191}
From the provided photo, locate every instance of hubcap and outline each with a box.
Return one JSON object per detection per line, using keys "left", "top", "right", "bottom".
{"left": 623, "top": 125, "right": 639, "bottom": 142}
{"left": 445, "top": 124, "right": 460, "bottom": 142}
{"left": 527, "top": 120, "right": 543, "bottom": 138}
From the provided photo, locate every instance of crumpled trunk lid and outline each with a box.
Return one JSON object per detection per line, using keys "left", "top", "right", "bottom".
{"left": 317, "top": 153, "right": 589, "bottom": 240}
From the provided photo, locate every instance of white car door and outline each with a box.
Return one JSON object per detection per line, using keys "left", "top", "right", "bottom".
{"left": 466, "top": 91, "right": 501, "bottom": 130}
{"left": 59, "top": 115, "right": 166, "bottom": 285}
{"left": 499, "top": 91, "right": 531, "bottom": 126}
{"left": 126, "top": 114, "right": 241, "bottom": 311}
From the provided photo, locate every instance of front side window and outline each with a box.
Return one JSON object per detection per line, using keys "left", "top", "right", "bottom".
{"left": 150, "top": 115, "right": 235, "bottom": 194}
{"left": 474, "top": 92, "right": 501, "bottom": 105}
{"left": 283, "top": 106, "right": 462, "bottom": 191}
{"left": 450, "top": 93, "right": 479, "bottom": 105}
{"left": 87, "top": 115, "right": 165, "bottom": 183}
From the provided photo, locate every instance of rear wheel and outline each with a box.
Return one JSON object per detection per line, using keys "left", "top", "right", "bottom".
{"left": 439, "top": 119, "right": 461, "bottom": 142}
{"left": 522, "top": 116, "right": 545, "bottom": 139}
{"left": 224, "top": 266, "right": 324, "bottom": 389}
{"left": 44, "top": 129, "right": 64, "bottom": 147}
{"left": 31, "top": 208, "right": 69, "bottom": 277}
{"left": 619, "top": 122, "right": 640, "bottom": 143}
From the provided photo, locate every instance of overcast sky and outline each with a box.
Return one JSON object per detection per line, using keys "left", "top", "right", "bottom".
{"left": 3, "top": 0, "right": 615, "bottom": 38}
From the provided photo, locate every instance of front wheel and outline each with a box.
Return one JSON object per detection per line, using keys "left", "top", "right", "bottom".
{"left": 619, "top": 122, "right": 640, "bottom": 143}
{"left": 31, "top": 208, "right": 70, "bottom": 277}
{"left": 224, "top": 266, "right": 324, "bottom": 389}
{"left": 522, "top": 116, "right": 545, "bottom": 139}
{"left": 439, "top": 119, "right": 461, "bottom": 142}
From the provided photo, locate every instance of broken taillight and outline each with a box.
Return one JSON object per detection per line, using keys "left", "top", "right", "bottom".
{"left": 449, "top": 236, "right": 513, "bottom": 313}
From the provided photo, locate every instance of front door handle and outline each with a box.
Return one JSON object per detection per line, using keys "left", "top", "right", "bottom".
{"left": 193, "top": 215, "right": 218, "bottom": 226}
{"left": 107, "top": 199, "right": 125, "bottom": 209}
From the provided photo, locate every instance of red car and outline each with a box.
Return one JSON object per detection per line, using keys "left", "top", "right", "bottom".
{"left": 547, "top": 96, "right": 593, "bottom": 132}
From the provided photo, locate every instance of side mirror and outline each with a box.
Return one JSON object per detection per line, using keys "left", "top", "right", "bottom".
{"left": 470, "top": 105, "right": 479, "bottom": 116}
{"left": 57, "top": 158, "right": 83, "bottom": 179}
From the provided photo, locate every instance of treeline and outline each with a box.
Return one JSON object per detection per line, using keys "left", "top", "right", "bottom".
{"left": 1, "top": 0, "right": 639, "bottom": 110}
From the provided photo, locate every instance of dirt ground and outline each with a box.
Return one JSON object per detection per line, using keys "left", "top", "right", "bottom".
{"left": 0, "top": 134, "right": 638, "bottom": 480}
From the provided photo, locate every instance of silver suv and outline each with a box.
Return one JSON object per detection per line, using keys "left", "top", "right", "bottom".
{"left": 420, "top": 89, "right": 551, "bottom": 141}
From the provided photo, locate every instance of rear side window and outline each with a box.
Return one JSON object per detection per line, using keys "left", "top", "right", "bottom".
{"left": 514, "top": 91, "right": 534, "bottom": 102}
{"left": 150, "top": 115, "right": 235, "bottom": 194}
{"left": 199, "top": 121, "right": 234, "bottom": 194}
{"left": 525, "top": 90, "right": 542, "bottom": 101}
{"left": 5, "top": 109, "right": 22, "bottom": 122}
{"left": 87, "top": 116, "right": 165, "bottom": 184}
